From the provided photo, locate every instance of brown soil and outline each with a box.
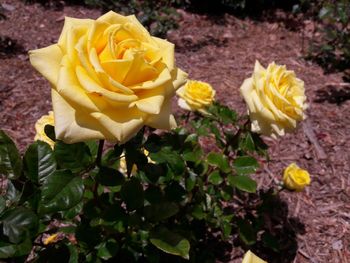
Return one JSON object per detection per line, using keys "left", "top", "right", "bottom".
{"left": 0, "top": 1, "right": 349, "bottom": 262}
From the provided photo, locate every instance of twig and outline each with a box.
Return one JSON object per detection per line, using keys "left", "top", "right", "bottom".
{"left": 302, "top": 119, "right": 327, "bottom": 160}
{"left": 325, "top": 82, "right": 350, "bottom": 87}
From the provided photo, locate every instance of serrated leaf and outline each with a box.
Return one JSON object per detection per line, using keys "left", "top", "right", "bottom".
{"left": 24, "top": 141, "right": 56, "bottom": 184}
{"left": 0, "top": 238, "right": 32, "bottom": 259}
{"left": 149, "top": 148, "right": 185, "bottom": 175}
{"left": 237, "top": 219, "right": 256, "bottom": 245}
{"left": 233, "top": 156, "right": 259, "bottom": 175}
{"left": 0, "top": 130, "right": 22, "bottom": 179}
{"left": 39, "top": 170, "right": 84, "bottom": 214}
{"left": 144, "top": 202, "right": 179, "bottom": 222}
{"left": 1, "top": 207, "right": 39, "bottom": 244}
{"left": 208, "top": 170, "right": 223, "bottom": 185}
{"left": 120, "top": 177, "right": 144, "bottom": 211}
{"left": 54, "top": 141, "right": 93, "bottom": 172}
{"left": 150, "top": 227, "right": 190, "bottom": 260}
{"left": 97, "top": 166, "right": 125, "bottom": 186}
{"left": 207, "top": 152, "right": 231, "bottom": 173}
{"left": 96, "top": 239, "right": 118, "bottom": 260}
{"left": 228, "top": 175, "right": 257, "bottom": 193}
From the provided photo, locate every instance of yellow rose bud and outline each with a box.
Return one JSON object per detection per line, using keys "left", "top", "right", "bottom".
{"left": 240, "top": 61, "right": 307, "bottom": 138}
{"left": 283, "top": 163, "right": 311, "bottom": 192}
{"left": 43, "top": 233, "right": 60, "bottom": 245}
{"left": 29, "top": 11, "right": 187, "bottom": 144}
{"left": 34, "top": 111, "right": 55, "bottom": 149}
{"left": 176, "top": 80, "right": 215, "bottom": 114}
{"left": 242, "top": 250, "right": 267, "bottom": 263}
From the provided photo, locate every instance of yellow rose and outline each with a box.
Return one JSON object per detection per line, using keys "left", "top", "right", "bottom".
{"left": 34, "top": 111, "right": 55, "bottom": 149}
{"left": 242, "top": 250, "right": 267, "bottom": 263}
{"left": 176, "top": 80, "right": 215, "bottom": 113}
{"left": 240, "top": 61, "right": 307, "bottom": 138}
{"left": 29, "top": 11, "right": 187, "bottom": 144}
{"left": 283, "top": 163, "right": 311, "bottom": 192}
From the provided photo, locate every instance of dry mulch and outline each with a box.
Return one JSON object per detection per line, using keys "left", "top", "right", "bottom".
{"left": 0, "top": 1, "right": 349, "bottom": 262}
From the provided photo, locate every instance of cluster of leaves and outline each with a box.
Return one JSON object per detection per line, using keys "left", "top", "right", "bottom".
{"left": 23, "top": 0, "right": 181, "bottom": 38}
{"left": 0, "top": 103, "right": 283, "bottom": 262}
{"left": 310, "top": 0, "right": 350, "bottom": 75}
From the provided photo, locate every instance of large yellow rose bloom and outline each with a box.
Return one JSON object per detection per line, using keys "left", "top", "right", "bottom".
{"left": 34, "top": 111, "right": 55, "bottom": 149}
{"left": 240, "top": 61, "right": 307, "bottom": 138}
{"left": 29, "top": 11, "right": 187, "bottom": 144}
{"left": 283, "top": 163, "right": 311, "bottom": 192}
{"left": 242, "top": 250, "right": 267, "bottom": 263}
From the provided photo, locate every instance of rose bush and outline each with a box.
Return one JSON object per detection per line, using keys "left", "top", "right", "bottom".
{"left": 283, "top": 162, "right": 311, "bottom": 191}
{"left": 29, "top": 11, "right": 187, "bottom": 144}
{"left": 240, "top": 61, "right": 307, "bottom": 138}
{"left": 176, "top": 80, "right": 215, "bottom": 114}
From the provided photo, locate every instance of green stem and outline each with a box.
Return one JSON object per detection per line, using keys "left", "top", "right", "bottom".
{"left": 96, "top": 140, "right": 105, "bottom": 167}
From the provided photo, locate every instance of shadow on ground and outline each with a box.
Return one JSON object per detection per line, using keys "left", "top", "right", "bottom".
{"left": 314, "top": 85, "right": 350, "bottom": 105}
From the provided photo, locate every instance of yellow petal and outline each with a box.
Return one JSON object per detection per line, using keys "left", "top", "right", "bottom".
{"left": 75, "top": 66, "right": 137, "bottom": 103}
{"left": 242, "top": 250, "right": 267, "bottom": 263}
{"left": 29, "top": 44, "right": 63, "bottom": 85}
{"left": 58, "top": 17, "right": 93, "bottom": 54}
{"left": 134, "top": 95, "right": 164, "bottom": 114}
{"left": 52, "top": 89, "right": 108, "bottom": 143}
{"left": 153, "top": 37, "right": 175, "bottom": 70}
{"left": 90, "top": 110, "right": 145, "bottom": 143}
{"left": 145, "top": 99, "right": 176, "bottom": 130}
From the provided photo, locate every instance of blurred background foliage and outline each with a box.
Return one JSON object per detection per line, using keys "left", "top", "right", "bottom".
{"left": 19, "top": 0, "right": 350, "bottom": 78}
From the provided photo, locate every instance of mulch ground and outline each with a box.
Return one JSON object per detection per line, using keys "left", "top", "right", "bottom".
{"left": 0, "top": 1, "right": 349, "bottom": 262}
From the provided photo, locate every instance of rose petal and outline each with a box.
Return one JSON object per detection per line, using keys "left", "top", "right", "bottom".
{"left": 29, "top": 44, "right": 63, "bottom": 85}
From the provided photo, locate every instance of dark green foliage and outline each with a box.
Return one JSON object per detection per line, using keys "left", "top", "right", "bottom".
{"left": 294, "top": 0, "right": 350, "bottom": 77}
{"left": 0, "top": 102, "right": 291, "bottom": 262}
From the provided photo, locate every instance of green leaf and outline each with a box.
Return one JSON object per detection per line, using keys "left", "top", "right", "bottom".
{"left": 44, "top": 124, "right": 56, "bottom": 142}
{"left": 1, "top": 207, "right": 39, "bottom": 243}
{"left": 233, "top": 156, "right": 259, "bottom": 175}
{"left": 150, "top": 227, "right": 190, "bottom": 260}
{"left": 144, "top": 202, "right": 179, "bottom": 222}
{"left": 237, "top": 219, "right": 256, "bottom": 245}
{"left": 239, "top": 133, "right": 255, "bottom": 152}
{"left": 39, "top": 170, "right": 84, "bottom": 214}
{"left": 54, "top": 141, "right": 93, "bottom": 172}
{"left": 0, "top": 130, "right": 22, "bottom": 179}
{"left": 62, "top": 202, "right": 83, "bottom": 220}
{"left": 120, "top": 177, "right": 144, "bottom": 211}
{"left": 24, "top": 141, "right": 56, "bottom": 185}
{"left": 0, "top": 238, "right": 32, "bottom": 259}
{"left": 67, "top": 244, "right": 79, "bottom": 263}
{"left": 143, "top": 163, "right": 164, "bottom": 183}
{"left": 182, "top": 147, "right": 203, "bottom": 164}
{"left": 207, "top": 152, "right": 230, "bottom": 173}
{"left": 0, "top": 196, "right": 5, "bottom": 215}
{"left": 262, "top": 232, "right": 280, "bottom": 252}
{"left": 96, "top": 239, "right": 118, "bottom": 260}
{"left": 185, "top": 171, "right": 197, "bottom": 192}
{"left": 144, "top": 133, "right": 162, "bottom": 153}
{"left": 228, "top": 175, "right": 257, "bottom": 193}
{"left": 97, "top": 166, "right": 125, "bottom": 187}
{"left": 149, "top": 148, "right": 185, "bottom": 175}
{"left": 208, "top": 170, "right": 223, "bottom": 185}
{"left": 4, "top": 180, "right": 20, "bottom": 204}
{"left": 164, "top": 182, "right": 186, "bottom": 202}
